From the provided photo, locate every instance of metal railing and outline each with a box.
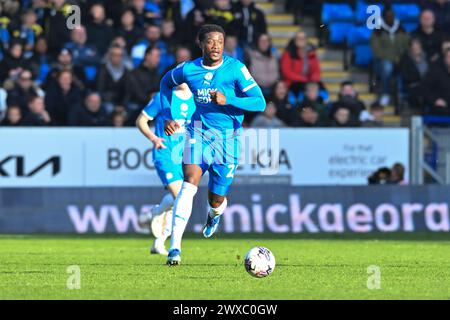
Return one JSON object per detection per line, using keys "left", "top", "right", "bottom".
{"left": 410, "top": 116, "right": 450, "bottom": 185}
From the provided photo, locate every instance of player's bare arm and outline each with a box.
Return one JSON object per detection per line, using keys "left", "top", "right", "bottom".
{"left": 136, "top": 113, "right": 167, "bottom": 150}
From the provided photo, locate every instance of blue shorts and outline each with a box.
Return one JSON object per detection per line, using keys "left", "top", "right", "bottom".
{"left": 153, "top": 148, "right": 184, "bottom": 187}
{"left": 182, "top": 130, "right": 240, "bottom": 196}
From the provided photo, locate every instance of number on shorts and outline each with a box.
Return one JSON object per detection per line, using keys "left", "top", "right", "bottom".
{"left": 226, "top": 164, "right": 238, "bottom": 178}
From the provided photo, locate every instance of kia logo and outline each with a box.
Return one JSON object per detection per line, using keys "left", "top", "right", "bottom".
{"left": 0, "top": 156, "right": 61, "bottom": 177}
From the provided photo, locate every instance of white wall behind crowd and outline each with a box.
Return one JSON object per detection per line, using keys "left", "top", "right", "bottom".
{"left": 0, "top": 128, "right": 409, "bottom": 187}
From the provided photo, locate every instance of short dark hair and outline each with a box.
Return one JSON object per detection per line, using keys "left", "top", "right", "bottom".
{"left": 198, "top": 24, "right": 225, "bottom": 43}
{"left": 341, "top": 80, "right": 353, "bottom": 87}
{"left": 144, "top": 44, "right": 160, "bottom": 56}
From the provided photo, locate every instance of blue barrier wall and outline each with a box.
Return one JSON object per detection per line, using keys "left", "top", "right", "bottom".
{"left": 1, "top": 185, "right": 449, "bottom": 234}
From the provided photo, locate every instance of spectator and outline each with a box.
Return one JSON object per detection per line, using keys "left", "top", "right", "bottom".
{"left": 434, "top": 36, "right": 450, "bottom": 66}
{"left": 131, "top": 24, "right": 164, "bottom": 67}
{"left": 160, "top": 19, "right": 178, "bottom": 55}
{"left": 30, "top": 37, "right": 51, "bottom": 85}
{"left": 68, "top": 92, "right": 107, "bottom": 126}
{"left": 163, "top": 46, "right": 192, "bottom": 74}
{"left": 302, "top": 82, "right": 328, "bottom": 123}
{"left": 331, "top": 106, "right": 353, "bottom": 127}
{"left": 86, "top": 3, "right": 114, "bottom": 56}
{"left": 11, "top": 9, "right": 43, "bottom": 58}
{"left": 224, "top": 33, "right": 246, "bottom": 62}
{"left": 204, "top": 0, "right": 235, "bottom": 32}
{"left": 44, "top": 48, "right": 87, "bottom": 90}
{"left": 126, "top": 45, "right": 161, "bottom": 113}
{"left": 110, "top": 108, "right": 127, "bottom": 127}
{"left": 423, "top": 48, "right": 450, "bottom": 116}
{"left": 45, "top": 0, "right": 72, "bottom": 56}
{"left": 368, "top": 167, "right": 392, "bottom": 184}
{"left": 390, "top": 163, "right": 407, "bottom": 185}
{"left": 130, "top": 0, "right": 161, "bottom": 28}
{"left": 106, "top": 36, "right": 134, "bottom": 70}
{"left": 270, "top": 81, "right": 294, "bottom": 125}
{"left": 411, "top": 10, "right": 442, "bottom": 62}
{"left": 21, "top": 96, "right": 52, "bottom": 126}
{"left": 280, "top": 31, "right": 321, "bottom": 95}
{"left": 64, "top": 26, "right": 100, "bottom": 67}
{"left": 330, "top": 81, "right": 366, "bottom": 126}
{"left": 0, "top": 105, "right": 23, "bottom": 126}
{"left": 370, "top": 7, "right": 409, "bottom": 106}
{"left": 232, "top": 0, "right": 267, "bottom": 45}
{"left": 246, "top": 33, "right": 279, "bottom": 95}
{"left": 400, "top": 38, "right": 429, "bottom": 110}
{"left": 290, "top": 102, "right": 322, "bottom": 127}
{"left": 45, "top": 69, "right": 83, "bottom": 125}
{"left": 424, "top": 0, "right": 450, "bottom": 32}
{"left": 0, "top": 42, "right": 31, "bottom": 83}
{"left": 116, "top": 9, "right": 142, "bottom": 54}
{"left": 184, "top": 4, "right": 206, "bottom": 56}
{"left": 362, "top": 103, "right": 385, "bottom": 127}
{"left": 250, "top": 101, "right": 286, "bottom": 128}
{"left": 6, "top": 69, "right": 42, "bottom": 116}
{"left": 96, "top": 45, "right": 131, "bottom": 111}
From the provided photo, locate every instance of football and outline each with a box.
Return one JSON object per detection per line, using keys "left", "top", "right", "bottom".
{"left": 244, "top": 247, "right": 276, "bottom": 278}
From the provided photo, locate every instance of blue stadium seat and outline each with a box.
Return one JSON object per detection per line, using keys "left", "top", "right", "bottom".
{"left": 392, "top": 3, "right": 421, "bottom": 23}
{"left": 401, "top": 22, "right": 419, "bottom": 33}
{"left": 322, "top": 3, "right": 354, "bottom": 24}
{"left": 354, "top": 44, "right": 373, "bottom": 67}
{"left": 329, "top": 22, "right": 354, "bottom": 44}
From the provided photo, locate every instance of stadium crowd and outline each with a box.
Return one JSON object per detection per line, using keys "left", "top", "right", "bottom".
{"left": 0, "top": 0, "right": 449, "bottom": 128}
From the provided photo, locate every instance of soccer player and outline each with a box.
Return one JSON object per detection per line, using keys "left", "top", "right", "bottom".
{"left": 136, "top": 84, "right": 195, "bottom": 255}
{"left": 160, "top": 24, "right": 266, "bottom": 265}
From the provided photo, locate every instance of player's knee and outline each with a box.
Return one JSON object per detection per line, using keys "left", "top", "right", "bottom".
{"left": 208, "top": 194, "right": 226, "bottom": 209}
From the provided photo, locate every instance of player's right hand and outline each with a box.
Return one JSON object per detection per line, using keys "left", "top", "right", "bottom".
{"left": 164, "top": 120, "right": 180, "bottom": 136}
{"left": 151, "top": 137, "right": 167, "bottom": 150}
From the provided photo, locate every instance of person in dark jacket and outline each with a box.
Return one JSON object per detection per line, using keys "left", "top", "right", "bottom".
{"left": 400, "top": 38, "right": 429, "bottom": 110}
{"left": 115, "top": 8, "right": 142, "bottom": 53}
{"left": 0, "top": 105, "right": 23, "bottom": 126}
{"left": 411, "top": 10, "right": 442, "bottom": 62}
{"left": 44, "top": 0, "right": 72, "bottom": 56}
{"left": 270, "top": 81, "right": 294, "bottom": 126}
{"left": 0, "top": 42, "right": 31, "bottom": 83}
{"left": 44, "top": 48, "right": 87, "bottom": 91}
{"left": 45, "top": 69, "right": 83, "bottom": 125}
{"left": 21, "top": 96, "right": 52, "bottom": 126}
{"left": 68, "top": 92, "right": 108, "bottom": 126}
{"left": 329, "top": 81, "right": 366, "bottom": 126}
{"left": 95, "top": 45, "right": 131, "bottom": 111}
{"left": 232, "top": 0, "right": 267, "bottom": 44}
{"left": 422, "top": 48, "right": 450, "bottom": 116}
{"left": 86, "top": 3, "right": 114, "bottom": 56}
{"left": 126, "top": 45, "right": 161, "bottom": 112}
{"left": 6, "top": 69, "right": 41, "bottom": 116}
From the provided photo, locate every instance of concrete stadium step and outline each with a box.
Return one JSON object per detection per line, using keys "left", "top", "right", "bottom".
{"left": 320, "top": 61, "right": 344, "bottom": 72}
{"left": 266, "top": 13, "right": 294, "bottom": 25}
{"left": 383, "top": 115, "right": 401, "bottom": 125}
{"left": 321, "top": 71, "right": 350, "bottom": 83}
{"left": 328, "top": 92, "right": 376, "bottom": 103}
{"left": 326, "top": 82, "right": 368, "bottom": 94}
{"left": 256, "top": 2, "right": 284, "bottom": 14}
{"left": 268, "top": 25, "right": 300, "bottom": 37}
{"left": 272, "top": 36, "right": 319, "bottom": 49}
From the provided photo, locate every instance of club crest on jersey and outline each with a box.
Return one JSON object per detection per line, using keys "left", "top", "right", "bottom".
{"left": 203, "top": 72, "right": 213, "bottom": 85}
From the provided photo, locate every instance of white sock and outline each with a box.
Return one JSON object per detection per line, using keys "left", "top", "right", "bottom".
{"left": 153, "top": 193, "right": 174, "bottom": 215}
{"left": 208, "top": 198, "right": 227, "bottom": 218}
{"left": 159, "top": 209, "right": 173, "bottom": 242}
{"left": 169, "top": 182, "right": 198, "bottom": 252}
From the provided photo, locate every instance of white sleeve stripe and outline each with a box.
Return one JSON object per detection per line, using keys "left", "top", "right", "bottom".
{"left": 242, "top": 82, "right": 257, "bottom": 92}
{"left": 141, "top": 110, "right": 154, "bottom": 121}
{"left": 171, "top": 70, "right": 180, "bottom": 86}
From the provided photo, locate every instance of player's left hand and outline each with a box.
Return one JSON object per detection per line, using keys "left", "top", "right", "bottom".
{"left": 210, "top": 90, "right": 227, "bottom": 105}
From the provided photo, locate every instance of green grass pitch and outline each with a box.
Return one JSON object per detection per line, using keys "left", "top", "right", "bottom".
{"left": 0, "top": 234, "right": 449, "bottom": 299}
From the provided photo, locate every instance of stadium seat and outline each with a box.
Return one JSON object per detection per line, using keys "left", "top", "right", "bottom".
{"left": 347, "top": 26, "right": 373, "bottom": 67}
{"left": 329, "top": 22, "right": 354, "bottom": 44}
{"left": 392, "top": 3, "right": 421, "bottom": 23}
{"left": 401, "top": 22, "right": 419, "bottom": 33}
{"left": 322, "top": 3, "right": 354, "bottom": 25}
